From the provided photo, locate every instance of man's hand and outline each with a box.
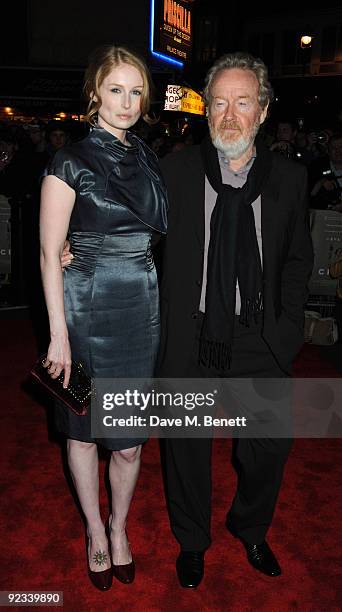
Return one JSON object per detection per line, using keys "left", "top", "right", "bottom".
{"left": 321, "top": 179, "right": 337, "bottom": 192}
{"left": 311, "top": 177, "right": 337, "bottom": 197}
{"left": 61, "top": 239, "right": 73, "bottom": 270}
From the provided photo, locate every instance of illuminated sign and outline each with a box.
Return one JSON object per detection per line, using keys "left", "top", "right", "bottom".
{"left": 150, "top": 0, "right": 194, "bottom": 68}
{"left": 164, "top": 85, "right": 205, "bottom": 115}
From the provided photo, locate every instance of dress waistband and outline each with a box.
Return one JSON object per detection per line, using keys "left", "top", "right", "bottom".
{"left": 69, "top": 231, "right": 151, "bottom": 254}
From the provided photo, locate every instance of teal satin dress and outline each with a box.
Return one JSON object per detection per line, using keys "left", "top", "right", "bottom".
{"left": 46, "top": 126, "right": 168, "bottom": 449}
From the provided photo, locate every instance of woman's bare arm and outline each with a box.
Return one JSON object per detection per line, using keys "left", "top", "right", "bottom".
{"left": 40, "top": 175, "right": 76, "bottom": 387}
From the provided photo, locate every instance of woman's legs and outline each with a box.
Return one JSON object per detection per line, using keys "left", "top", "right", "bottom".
{"left": 108, "top": 445, "right": 142, "bottom": 564}
{"left": 67, "top": 439, "right": 111, "bottom": 572}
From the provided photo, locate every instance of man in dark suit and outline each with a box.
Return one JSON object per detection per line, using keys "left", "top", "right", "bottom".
{"left": 158, "top": 52, "right": 314, "bottom": 587}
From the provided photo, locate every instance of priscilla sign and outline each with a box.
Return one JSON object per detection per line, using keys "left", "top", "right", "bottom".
{"left": 151, "top": 0, "right": 194, "bottom": 67}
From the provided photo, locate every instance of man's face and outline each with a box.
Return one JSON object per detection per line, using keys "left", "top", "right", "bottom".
{"left": 49, "top": 129, "right": 67, "bottom": 150}
{"left": 277, "top": 122, "right": 296, "bottom": 143}
{"left": 29, "top": 128, "right": 44, "bottom": 146}
{"left": 208, "top": 68, "right": 268, "bottom": 160}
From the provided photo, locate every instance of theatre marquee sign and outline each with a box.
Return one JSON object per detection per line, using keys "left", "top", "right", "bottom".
{"left": 164, "top": 85, "right": 205, "bottom": 115}
{"left": 151, "top": 0, "right": 194, "bottom": 68}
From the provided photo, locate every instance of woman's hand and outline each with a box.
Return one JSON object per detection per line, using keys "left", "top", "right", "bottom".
{"left": 44, "top": 334, "right": 72, "bottom": 388}
{"left": 61, "top": 239, "right": 74, "bottom": 270}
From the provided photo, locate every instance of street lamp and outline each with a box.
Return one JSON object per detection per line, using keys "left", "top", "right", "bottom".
{"left": 300, "top": 32, "right": 313, "bottom": 76}
{"left": 300, "top": 34, "right": 313, "bottom": 49}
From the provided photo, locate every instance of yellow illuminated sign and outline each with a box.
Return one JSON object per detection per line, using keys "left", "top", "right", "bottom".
{"left": 164, "top": 85, "right": 205, "bottom": 115}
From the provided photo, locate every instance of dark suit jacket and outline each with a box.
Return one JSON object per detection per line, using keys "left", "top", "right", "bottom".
{"left": 157, "top": 144, "right": 314, "bottom": 376}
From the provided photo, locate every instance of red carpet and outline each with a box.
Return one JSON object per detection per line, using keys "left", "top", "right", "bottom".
{"left": 1, "top": 319, "right": 341, "bottom": 611}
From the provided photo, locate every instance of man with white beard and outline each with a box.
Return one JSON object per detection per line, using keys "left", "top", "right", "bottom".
{"left": 158, "top": 52, "right": 313, "bottom": 587}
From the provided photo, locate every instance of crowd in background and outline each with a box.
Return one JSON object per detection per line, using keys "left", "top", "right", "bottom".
{"left": 1, "top": 115, "right": 342, "bottom": 209}
{"left": 0, "top": 114, "right": 342, "bottom": 323}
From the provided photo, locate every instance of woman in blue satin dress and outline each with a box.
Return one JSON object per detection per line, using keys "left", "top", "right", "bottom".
{"left": 40, "top": 45, "right": 167, "bottom": 591}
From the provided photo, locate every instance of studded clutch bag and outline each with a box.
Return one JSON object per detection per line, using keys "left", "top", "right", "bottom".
{"left": 30, "top": 354, "right": 91, "bottom": 415}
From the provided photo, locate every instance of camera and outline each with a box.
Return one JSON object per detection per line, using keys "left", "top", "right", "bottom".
{"left": 271, "top": 141, "right": 296, "bottom": 159}
{"left": 310, "top": 131, "right": 329, "bottom": 145}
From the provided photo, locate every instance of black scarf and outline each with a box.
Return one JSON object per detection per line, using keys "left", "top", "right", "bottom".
{"left": 199, "top": 133, "right": 273, "bottom": 372}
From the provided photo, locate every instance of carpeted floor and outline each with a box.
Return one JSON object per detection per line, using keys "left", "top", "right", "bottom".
{"left": 1, "top": 319, "right": 341, "bottom": 611}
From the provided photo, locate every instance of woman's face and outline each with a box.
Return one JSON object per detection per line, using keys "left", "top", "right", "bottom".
{"left": 95, "top": 63, "right": 144, "bottom": 140}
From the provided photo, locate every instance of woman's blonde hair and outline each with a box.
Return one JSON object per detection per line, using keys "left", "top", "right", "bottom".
{"left": 84, "top": 44, "right": 155, "bottom": 125}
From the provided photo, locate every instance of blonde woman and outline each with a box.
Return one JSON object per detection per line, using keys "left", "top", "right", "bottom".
{"left": 40, "top": 45, "right": 167, "bottom": 590}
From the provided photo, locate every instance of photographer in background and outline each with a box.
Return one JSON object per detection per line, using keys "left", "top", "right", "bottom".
{"left": 309, "top": 133, "right": 342, "bottom": 210}
{"left": 294, "top": 130, "right": 319, "bottom": 167}
{"left": 307, "top": 128, "right": 331, "bottom": 159}
{"left": 270, "top": 119, "right": 298, "bottom": 160}
{"left": 269, "top": 118, "right": 314, "bottom": 166}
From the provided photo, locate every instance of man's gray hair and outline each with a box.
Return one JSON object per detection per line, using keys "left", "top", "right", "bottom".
{"left": 203, "top": 51, "right": 274, "bottom": 109}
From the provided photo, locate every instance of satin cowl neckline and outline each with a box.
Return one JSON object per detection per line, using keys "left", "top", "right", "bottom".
{"left": 88, "top": 126, "right": 168, "bottom": 233}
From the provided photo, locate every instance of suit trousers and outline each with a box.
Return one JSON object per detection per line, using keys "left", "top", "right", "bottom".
{"left": 161, "top": 313, "right": 293, "bottom": 551}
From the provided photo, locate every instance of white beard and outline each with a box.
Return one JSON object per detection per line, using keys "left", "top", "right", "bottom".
{"left": 209, "top": 120, "right": 260, "bottom": 160}
{"left": 211, "top": 133, "right": 251, "bottom": 160}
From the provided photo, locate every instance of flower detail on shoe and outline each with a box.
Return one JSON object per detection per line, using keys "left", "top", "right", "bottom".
{"left": 93, "top": 550, "right": 108, "bottom": 567}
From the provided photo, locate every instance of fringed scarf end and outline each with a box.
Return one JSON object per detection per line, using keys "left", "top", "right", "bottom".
{"left": 239, "top": 292, "right": 263, "bottom": 327}
{"left": 199, "top": 338, "right": 232, "bottom": 371}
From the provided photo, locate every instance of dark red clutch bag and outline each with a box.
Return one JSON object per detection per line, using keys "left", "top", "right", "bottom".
{"left": 30, "top": 354, "right": 91, "bottom": 416}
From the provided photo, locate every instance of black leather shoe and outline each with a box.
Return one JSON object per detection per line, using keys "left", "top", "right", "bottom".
{"left": 88, "top": 565, "right": 113, "bottom": 591}
{"left": 112, "top": 559, "right": 135, "bottom": 584}
{"left": 176, "top": 551, "right": 204, "bottom": 588}
{"left": 106, "top": 515, "right": 135, "bottom": 584}
{"left": 243, "top": 541, "right": 282, "bottom": 577}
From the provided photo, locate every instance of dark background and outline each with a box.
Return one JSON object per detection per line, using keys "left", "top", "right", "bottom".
{"left": 1, "top": 1, "right": 342, "bottom": 127}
